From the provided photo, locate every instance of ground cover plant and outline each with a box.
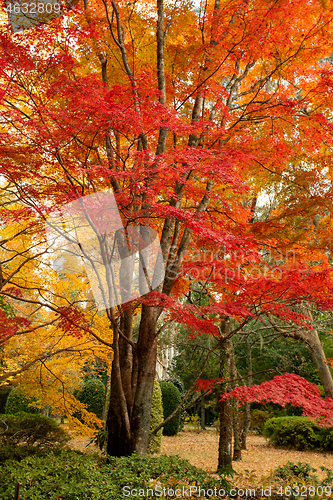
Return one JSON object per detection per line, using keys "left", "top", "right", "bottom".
{"left": 0, "top": 450, "right": 230, "bottom": 500}
{"left": 3, "top": 434, "right": 333, "bottom": 500}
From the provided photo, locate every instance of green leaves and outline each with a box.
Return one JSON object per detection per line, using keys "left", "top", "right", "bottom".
{"left": 0, "top": 412, "right": 70, "bottom": 447}
{"left": 0, "top": 450, "right": 226, "bottom": 500}
{"left": 263, "top": 416, "right": 333, "bottom": 451}
{"left": 160, "top": 381, "right": 182, "bottom": 436}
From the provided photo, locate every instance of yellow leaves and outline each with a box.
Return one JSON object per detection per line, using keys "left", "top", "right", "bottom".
{"left": 66, "top": 409, "right": 103, "bottom": 438}
{"left": 0, "top": 185, "right": 113, "bottom": 439}
{"left": 4, "top": 335, "right": 105, "bottom": 435}
{"left": 317, "top": 0, "right": 329, "bottom": 9}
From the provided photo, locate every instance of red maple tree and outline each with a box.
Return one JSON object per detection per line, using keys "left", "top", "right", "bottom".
{"left": 221, "top": 373, "right": 333, "bottom": 427}
{"left": 1, "top": 0, "right": 333, "bottom": 457}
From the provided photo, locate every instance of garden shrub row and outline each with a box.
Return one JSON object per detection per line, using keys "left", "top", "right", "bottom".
{"left": 263, "top": 416, "right": 333, "bottom": 451}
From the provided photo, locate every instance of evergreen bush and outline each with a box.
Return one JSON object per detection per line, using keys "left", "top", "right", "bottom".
{"left": 263, "top": 416, "right": 333, "bottom": 451}
{"left": 75, "top": 378, "right": 105, "bottom": 419}
{"left": 5, "top": 387, "right": 39, "bottom": 415}
{"left": 0, "top": 413, "right": 70, "bottom": 448}
{"left": 147, "top": 379, "right": 163, "bottom": 454}
{"left": 160, "top": 381, "right": 181, "bottom": 436}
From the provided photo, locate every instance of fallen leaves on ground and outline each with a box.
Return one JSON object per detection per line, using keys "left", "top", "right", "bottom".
{"left": 158, "top": 429, "right": 333, "bottom": 482}
{"left": 67, "top": 428, "right": 333, "bottom": 483}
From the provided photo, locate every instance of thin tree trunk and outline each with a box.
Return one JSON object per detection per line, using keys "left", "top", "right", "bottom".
{"left": 218, "top": 318, "right": 233, "bottom": 470}
{"left": 218, "top": 396, "right": 232, "bottom": 470}
{"left": 232, "top": 400, "right": 241, "bottom": 460}
{"left": 241, "top": 338, "right": 252, "bottom": 450}
{"left": 271, "top": 303, "right": 333, "bottom": 399}
{"left": 130, "top": 306, "right": 158, "bottom": 454}
{"left": 230, "top": 341, "right": 241, "bottom": 460}
{"left": 102, "top": 372, "right": 111, "bottom": 425}
{"left": 308, "top": 332, "right": 333, "bottom": 399}
{"left": 200, "top": 396, "right": 206, "bottom": 430}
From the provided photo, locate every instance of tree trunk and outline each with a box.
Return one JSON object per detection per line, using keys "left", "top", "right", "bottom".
{"left": 308, "top": 331, "right": 333, "bottom": 399}
{"left": 41, "top": 406, "right": 49, "bottom": 417}
{"left": 200, "top": 396, "right": 206, "bottom": 430}
{"left": 276, "top": 303, "right": 333, "bottom": 399}
{"left": 241, "top": 338, "right": 252, "bottom": 450}
{"left": 241, "top": 403, "right": 251, "bottom": 450}
{"left": 230, "top": 341, "right": 241, "bottom": 460}
{"left": 106, "top": 358, "right": 132, "bottom": 456}
{"left": 218, "top": 395, "right": 233, "bottom": 470}
{"left": 300, "top": 304, "right": 333, "bottom": 399}
{"left": 232, "top": 400, "right": 241, "bottom": 460}
{"left": 102, "top": 372, "right": 111, "bottom": 425}
{"left": 106, "top": 305, "right": 158, "bottom": 457}
{"left": 217, "top": 318, "right": 233, "bottom": 470}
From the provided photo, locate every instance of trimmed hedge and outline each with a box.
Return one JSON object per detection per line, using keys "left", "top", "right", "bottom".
{"left": 263, "top": 416, "right": 333, "bottom": 451}
{"left": 5, "top": 387, "right": 39, "bottom": 415}
{"left": 75, "top": 378, "right": 105, "bottom": 419}
{"left": 160, "top": 381, "right": 181, "bottom": 436}
{"left": 147, "top": 380, "right": 163, "bottom": 454}
{"left": 0, "top": 412, "right": 70, "bottom": 448}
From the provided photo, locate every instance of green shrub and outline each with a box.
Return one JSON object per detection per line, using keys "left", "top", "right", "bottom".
{"left": 274, "top": 461, "right": 317, "bottom": 481}
{"left": 147, "top": 379, "right": 163, "bottom": 454}
{"left": 5, "top": 387, "right": 39, "bottom": 415}
{"left": 270, "top": 462, "right": 333, "bottom": 500}
{"left": 0, "top": 413, "right": 70, "bottom": 448}
{"left": 160, "top": 381, "right": 181, "bottom": 436}
{"left": 75, "top": 378, "right": 105, "bottom": 419}
{"left": 0, "top": 449, "right": 230, "bottom": 500}
{"left": 263, "top": 416, "right": 333, "bottom": 451}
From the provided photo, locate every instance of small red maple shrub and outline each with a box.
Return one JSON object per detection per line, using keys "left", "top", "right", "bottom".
{"left": 220, "top": 373, "right": 333, "bottom": 427}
